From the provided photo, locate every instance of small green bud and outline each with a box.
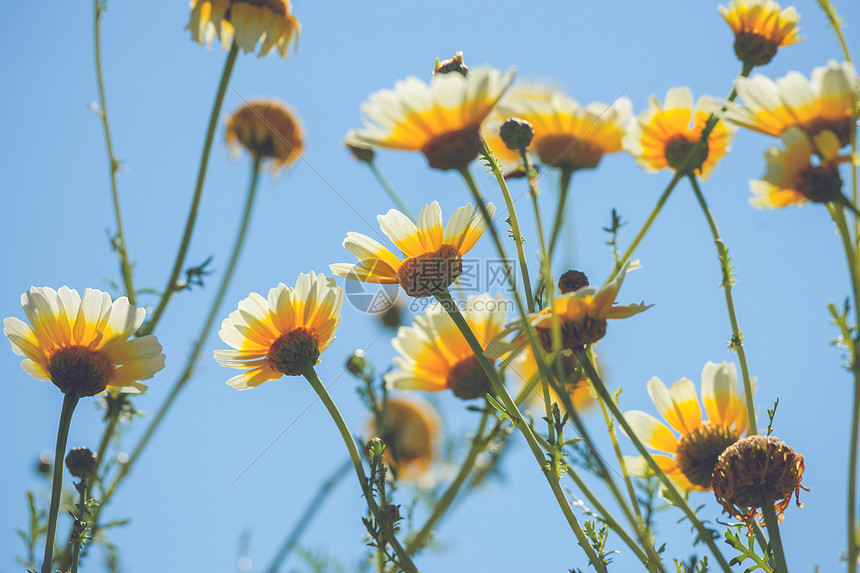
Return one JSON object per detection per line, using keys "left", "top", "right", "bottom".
{"left": 499, "top": 117, "right": 535, "bottom": 151}
{"left": 65, "top": 447, "right": 98, "bottom": 479}
{"left": 346, "top": 350, "right": 368, "bottom": 375}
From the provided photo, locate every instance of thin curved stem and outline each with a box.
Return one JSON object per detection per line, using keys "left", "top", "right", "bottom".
{"left": 688, "top": 175, "right": 757, "bottom": 435}
{"left": 94, "top": 0, "right": 135, "bottom": 304}
{"left": 368, "top": 162, "right": 413, "bottom": 219}
{"left": 139, "top": 43, "right": 239, "bottom": 337}
{"left": 70, "top": 475, "right": 88, "bottom": 573}
{"left": 830, "top": 204, "right": 860, "bottom": 573}
{"left": 548, "top": 167, "right": 574, "bottom": 260}
{"left": 41, "top": 391, "right": 79, "bottom": 573}
{"left": 434, "top": 289, "right": 607, "bottom": 573}
{"left": 759, "top": 490, "right": 789, "bottom": 573}
{"left": 573, "top": 348, "right": 732, "bottom": 573}
{"left": 302, "top": 367, "right": 418, "bottom": 572}
{"left": 406, "top": 410, "right": 490, "bottom": 555}
{"left": 264, "top": 459, "right": 351, "bottom": 573}
{"left": 88, "top": 157, "right": 263, "bottom": 547}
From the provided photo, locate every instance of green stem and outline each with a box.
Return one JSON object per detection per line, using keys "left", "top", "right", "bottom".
{"left": 368, "top": 162, "right": 413, "bottom": 219}
{"left": 434, "top": 289, "right": 607, "bottom": 573}
{"left": 830, "top": 204, "right": 860, "bottom": 572}
{"left": 605, "top": 61, "right": 753, "bottom": 285}
{"left": 565, "top": 468, "right": 655, "bottom": 571}
{"left": 92, "top": 157, "right": 263, "bottom": 543}
{"left": 94, "top": 0, "right": 135, "bottom": 304}
{"left": 759, "top": 490, "right": 789, "bottom": 573}
{"left": 548, "top": 168, "right": 574, "bottom": 260}
{"left": 264, "top": 459, "right": 351, "bottom": 573}
{"left": 302, "top": 367, "right": 418, "bottom": 572}
{"left": 70, "top": 477, "right": 87, "bottom": 573}
{"left": 573, "top": 348, "right": 732, "bottom": 573}
{"left": 139, "top": 42, "right": 239, "bottom": 337}
{"left": 406, "top": 410, "right": 490, "bottom": 555}
{"left": 41, "top": 391, "right": 79, "bottom": 573}
{"left": 688, "top": 175, "right": 757, "bottom": 435}
{"left": 469, "top": 145, "right": 535, "bottom": 312}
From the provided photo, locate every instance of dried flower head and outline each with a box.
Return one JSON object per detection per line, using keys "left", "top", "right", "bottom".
{"left": 712, "top": 435, "right": 806, "bottom": 526}
{"left": 226, "top": 99, "right": 304, "bottom": 172}
{"left": 65, "top": 447, "right": 98, "bottom": 479}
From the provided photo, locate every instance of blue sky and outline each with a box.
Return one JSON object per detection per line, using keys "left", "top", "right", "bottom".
{"left": 1, "top": 1, "right": 859, "bottom": 571}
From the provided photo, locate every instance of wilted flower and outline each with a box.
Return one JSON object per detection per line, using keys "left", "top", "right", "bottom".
{"left": 214, "top": 272, "right": 343, "bottom": 388}
{"left": 3, "top": 287, "right": 165, "bottom": 396}
{"left": 226, "top": 99, "right": 304, "bottom": 172}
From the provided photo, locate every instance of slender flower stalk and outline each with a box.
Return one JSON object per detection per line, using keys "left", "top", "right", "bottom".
{"left": 301, "top": 367, "right": 418, "bottom": 572}
{"left": 433, "top": 289, "right": 607, "bottom": 573}
{"left": 41, "top": 391, "right": 79, "bottom": 573}
{"left": 94, "top": 0, "right": 134, "bottom": 304}
{"left": 687, "top": 175, "right": 758, "bottom": 435}
{"left": 573, "top": 348, "right": 732, "bottom": 572}
{"left": 82, "top": 158, "right": 265, "bottom": 555}
{"left": 830, "top": 203, "right": 860, "bottom": 573}
{"left": 139, "top": 43, "right": 239, "bottom": 337}
{"left": 606, "top": 63, "right": 754, "bottom": 284}
{"left": 69, "top": 471, "right": 89, "bottom": 573}
{"left": 368, "top": 162, "right": 414, "bottom": 220}
{"left": 264, "top": 459, "right": 351, "bottom": 573}
{"left": 548, "top": 168, "right": 574, "bottom": 259}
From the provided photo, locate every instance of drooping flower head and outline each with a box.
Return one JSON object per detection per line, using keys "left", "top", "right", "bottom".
{"left": 492, "top": 83, "right": 632, "bottom": 172}
{"left": 188, "top": 0, "right": 300, "bottom": 59}
{"left": 385, "top": 294, "right": 508, "bottom": 400}
{"left": 214, "top": 272, "right": 343, "bottom": 389}
{"left": 508, "top": 346, "right": 595, "bottom": 414}
{"left": 367, "top": 396, "right": 441, "bottom": 481}
{"left": 624, "top": 361, "right": 750, "bottom": 491}
{"left": 3, "top": 287, "right": 165, "bottom": 396}
{"left": 226, "top": 99, "right": 304, "bottom": 172}
{"left": 331, "top": 201, "right": 496, "bottom": 298}
{"left": 750, "top": 126, "right": 844, "bottom": 208}
{"left": 712, "top": 435, "right": 806, "bottom": 526}
{"left": 719, "top": 0, "right": 801, "bottom": 67}
{"left": 528, "top": 263, "right": 650, "bottom": 352}
{"left": 348, "top": 65, "right": 514, "bottom": 170}
{"left": 723, "top": 61, "right": 857, "bottom": 146}
{"left": 624, "top": 87, "right": 736, "bottom": 180}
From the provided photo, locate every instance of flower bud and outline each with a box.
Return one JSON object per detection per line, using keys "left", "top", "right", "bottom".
{"left": 435, "top": 52, "right": 469, "bottom": 76}
{"left": 499, "top": 118, "right": 535, "bottom": 152}
{"left": 65, "top": 447, "right": 98, "bottom": 479}
{"left": 558, "top": 270, "right": 589, "bottom": 294}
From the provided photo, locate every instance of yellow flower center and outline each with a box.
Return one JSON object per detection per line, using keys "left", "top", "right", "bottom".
{"left": 47, "top": 345, "right": 114, "bottom": 397}
{"left": 267, "top": 327, "right": 319, "bottom": 376}
{"left": 421, "top": 126, "right": 483, "bottom": 171}
{"left": 664, "top": 134, "right": 709, "bottom": 173}
{"left": 396, "top": 244, "right": 463, "bottom": 298}
{"left": 447, "top": 355, "right": 492, "bottom": 400}
{"left": 674, "top": 423, "right": 740, "bottom": 489}
{"left": 534, "top": 135, "right": 605, "bottom": 171}
{"left": 537, "top": 316, "right": 607, "bottom": 352}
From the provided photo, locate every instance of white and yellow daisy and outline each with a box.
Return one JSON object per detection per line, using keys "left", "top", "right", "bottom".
{"left": 367, "top": 396, "right": 442, "bottom": 481}
{"left": 719, "top": 0, "right": 801, "bottom": 66}
{"left": 385, "top": 293, "right": 508, "bottom": 400}
{"left": 188, "top": 0, "right": 299, "bottom": 59}
{"left": 214, "top": 272, "right": 343, "bottom": 389}
{"left": 3, "top": 287, "right": 165, "bottom": 396}
{"left": 723, "top": 60, "right": 857, "bottom": 146}
{"left": 750, "top": 126, "right": 844, "bottom": 208}
{"left": 624, "top": 87, "right": 736, "bottom": 180}
{"left": 330, "top": 201, "right": 496, "bottom": 298}
{"left": 348, "top": 66, "right": 514, "bottom": 170}
{"left": 624, "top": 361, "right": 750, "bottom": 491}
